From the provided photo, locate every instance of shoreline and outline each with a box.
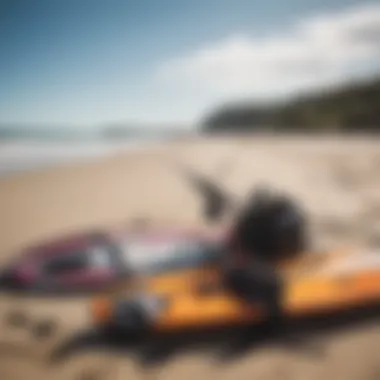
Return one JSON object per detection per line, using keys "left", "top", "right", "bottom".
{"left": 0, "top": 138, "right": 169, "bottom": 178}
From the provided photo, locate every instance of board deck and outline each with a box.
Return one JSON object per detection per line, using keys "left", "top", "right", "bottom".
{"left": 285, "top": 250, "right": 380, "bottom": 315}
{"left": 151, "top": 249, "right": 380, "bottom": 332}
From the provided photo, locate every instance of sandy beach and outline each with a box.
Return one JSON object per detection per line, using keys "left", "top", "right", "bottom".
{"left": 1, "top": 134, "right": 380, "bottom": 380}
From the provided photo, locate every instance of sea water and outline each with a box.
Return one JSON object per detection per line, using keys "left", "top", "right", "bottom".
{"left": 0, "top": 137, "right": 164, "bottom": 177}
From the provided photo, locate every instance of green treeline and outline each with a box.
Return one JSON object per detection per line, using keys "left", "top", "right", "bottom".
{"left": 202, "top": 76, "right": 380, "bottom": 133}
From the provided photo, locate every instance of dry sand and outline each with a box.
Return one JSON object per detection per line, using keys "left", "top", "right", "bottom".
{"left": 1, "top": 135, "right": 380, "bottom": 380}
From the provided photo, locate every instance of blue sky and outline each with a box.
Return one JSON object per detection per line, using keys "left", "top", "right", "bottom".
{"left": 0, "top": 0, "right": 378, "bottom": 128}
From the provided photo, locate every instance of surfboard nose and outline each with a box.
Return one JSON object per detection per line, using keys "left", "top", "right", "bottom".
{"left": 0, "top": 264, "right": 32, "bottom": 291}
{"left": 0, "top": 267, "right": 17, "bottom": 289}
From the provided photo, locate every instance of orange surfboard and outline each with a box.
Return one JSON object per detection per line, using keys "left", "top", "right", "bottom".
{"left": 91, "top": 248, "right": 380, "bottom": 333}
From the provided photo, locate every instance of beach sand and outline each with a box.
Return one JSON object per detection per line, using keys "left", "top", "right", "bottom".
{"left": 1, "top": 135, "right": 380, "bottom": 380}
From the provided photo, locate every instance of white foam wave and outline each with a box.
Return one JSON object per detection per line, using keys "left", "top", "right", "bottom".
{"left": 0, "top": 139, "right": 163, "bottom": 177}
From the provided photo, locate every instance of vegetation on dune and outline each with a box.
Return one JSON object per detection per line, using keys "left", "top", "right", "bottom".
{"left": 201, "top": 76, "right": 380, "bottom": 133}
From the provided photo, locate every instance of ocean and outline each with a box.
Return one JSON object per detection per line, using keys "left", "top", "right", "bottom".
{"left": 0, "top": 138, "right": 163, "bottom": 178}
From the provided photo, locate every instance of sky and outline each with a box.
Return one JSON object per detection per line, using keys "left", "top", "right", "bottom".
{"left": 0, "top": 0, "right": 379, "bottom": 129}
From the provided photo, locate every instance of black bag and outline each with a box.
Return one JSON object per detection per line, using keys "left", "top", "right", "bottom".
{"left": 231, "top": 190, "right": 307, "bottom": 261}
{"left": 224, "top": 260, "right": 283, "bottom": 317}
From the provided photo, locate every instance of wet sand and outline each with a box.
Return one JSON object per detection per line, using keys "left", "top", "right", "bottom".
{"left": 1, "top": 135, "right": 380, "bottom": 380}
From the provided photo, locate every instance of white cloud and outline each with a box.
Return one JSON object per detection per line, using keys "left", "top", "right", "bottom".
{"left": 154, "top": 3, "right": 380, "bottom": 104}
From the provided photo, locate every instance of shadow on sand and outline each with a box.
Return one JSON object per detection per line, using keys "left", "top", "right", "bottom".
{"left": 176, "top": 163, "right": 236, "bottom": 223}
{"left": 49, "top": 303, "right": 380, "bottom": 369}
